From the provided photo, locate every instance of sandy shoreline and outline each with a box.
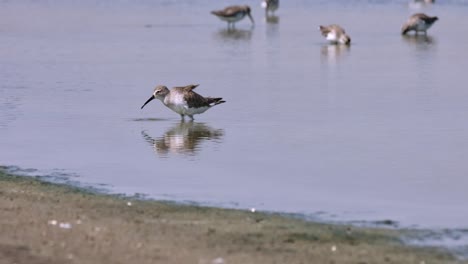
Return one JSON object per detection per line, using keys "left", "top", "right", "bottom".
{"left": 0, "top": 169, "right": 464, "bottom": 264}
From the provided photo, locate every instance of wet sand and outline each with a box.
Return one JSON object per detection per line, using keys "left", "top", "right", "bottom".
{"left": 0, "top": 169, "right": 464, "bottom": 264}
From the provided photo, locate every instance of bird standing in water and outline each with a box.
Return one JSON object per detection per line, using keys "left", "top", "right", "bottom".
{"left": 211, "top": 5, "right": 254, "bottom": 28}
{"left": 401, "top": 13, "right": 438, "bottom": 35}
{"left": 319, "top": 24, "right": 351, "bottom": 45}
{"left": 262, "top": 0, "right": 279, "bottom": 15}
{"left": 141, "top": 84, "right": 225, "bottom": 120}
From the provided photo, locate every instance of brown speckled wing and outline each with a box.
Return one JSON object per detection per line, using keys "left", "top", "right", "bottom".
{"left": 411, "top": 13, "right": 438, "bottom": 24}
{"left": 412, "top": 13, "right": 430, "bottom": 20}
{"left": 320, "top": 25, "right": 346, "bottom": 36}
{"left": 329, "top": 24, "right": 346, "bottom": 35}
{"left": 184, "top": 91, "right": 211, "bottom": 109}
{"left": 212, "top": 6, "right": 243, "bottom": 17}
{"left": 172, "top": 84, "right": 197, "bottom": 91}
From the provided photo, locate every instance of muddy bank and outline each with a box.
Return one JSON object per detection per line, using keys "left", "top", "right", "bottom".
{"left": 0, "top": 170, "right": 464, "bottom": 264}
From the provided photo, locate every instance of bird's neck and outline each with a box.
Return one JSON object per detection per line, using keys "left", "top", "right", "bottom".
{"left": 155, "top": 94, "right": 166, "bottom": 102}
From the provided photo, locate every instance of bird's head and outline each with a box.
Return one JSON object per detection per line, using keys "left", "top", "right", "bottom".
{"left": 153, "top": 85, "right": 170, "bottom": 98}
{"left": 141, "top": 85, "right": 169, "bottom": 109}
{"left": 244, "top": 5, "right": 255, "bottom": 25}
{"left": 340, "top": 34, "right": 351, "bottom": 45}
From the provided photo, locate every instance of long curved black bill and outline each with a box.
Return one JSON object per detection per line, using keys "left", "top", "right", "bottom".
{"left": 248, "top": 13, "right": 255, "bottom": 25}
{"left": 141, "top": 95, "right": 155, "bottom": 109}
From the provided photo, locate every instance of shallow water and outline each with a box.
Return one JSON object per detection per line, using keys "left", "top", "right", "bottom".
{"left": 1, "top": 0, "right": 468, "bottom": 230}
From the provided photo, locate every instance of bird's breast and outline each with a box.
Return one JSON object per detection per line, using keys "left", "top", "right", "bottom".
{"left": 218, "top": 12, "right": 245, "bottom": 22}
{"left": 326, "top": 32, "right": 339, "bottom": 42}
{"left": 164, "top": 95, "right": 188, "bottom": 114}
{"left": 416, "top": 20, "right": 430, "bottom": 30}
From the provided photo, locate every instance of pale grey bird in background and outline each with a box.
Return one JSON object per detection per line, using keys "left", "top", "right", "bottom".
{"left": 211, "top": 5, "right": 254, "bottom": 28}
{"left": 401, "top": 13, "right": 438, "bottom": 35}
{"left": 319, "top": 24, "right": 351, "bottom": 45}
{"left": 262, "top": 0, "right": 279, "bottom": 15}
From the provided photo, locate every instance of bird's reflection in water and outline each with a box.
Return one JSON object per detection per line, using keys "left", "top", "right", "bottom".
{"left": 215, "top": 28, "right": 253, "bottom": 41}
{"left": 141, "top": 121, "right": 224, "bottom": 157}
{"left": 402, "top": 34, "right": 435, "bottom": 46}
{"left": 320, "top": 44, "right": 350, "bottom": 64}
{"left": 265, "top": 14, "right": 279, "bottom": 24}
{"left": 408, "top": 0, "right": 434, "bottom": 10}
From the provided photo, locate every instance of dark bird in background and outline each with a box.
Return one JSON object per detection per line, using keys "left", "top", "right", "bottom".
{"left": 401, "top": 13, "right": 438, "bottom": 35}
{"left": 211, "top": 5, "right": 254, "bottom": 28}
{"left": 262, "top": 0, "right": 279, "bottom": 15}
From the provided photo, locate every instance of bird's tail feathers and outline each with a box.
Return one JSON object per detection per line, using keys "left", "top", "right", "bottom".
{"left": 207, "top": 97, "right": 226, "bottom": 106}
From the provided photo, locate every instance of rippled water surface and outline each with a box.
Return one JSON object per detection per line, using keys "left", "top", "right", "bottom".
{"left": 1, "top": 0, "right": 468, "bottom": 229}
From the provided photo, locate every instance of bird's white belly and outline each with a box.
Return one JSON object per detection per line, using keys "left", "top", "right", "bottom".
{"left": 416, "top": 20, "right": 430, "bottom": 31}
{"left": 166, "top": 103, "right": 187, "bottom": 115}
{"left": 166, "top": 104, "right": 209, "bottom": 115}
{"left": 326, "top": 32, "right": 338, "bottom": 42}
{"left": 185, "top": 106, "right": 209, "bottom": 115}
{"left": 219, "top": 13, "right": 244, "bottom": 23}
{"left": 164, "top": 96, "right": 209, "bottom": 116}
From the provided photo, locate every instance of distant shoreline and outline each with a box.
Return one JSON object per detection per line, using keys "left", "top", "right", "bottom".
{"left": 0, "top": 168, "right": 463, "bottom": 264}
